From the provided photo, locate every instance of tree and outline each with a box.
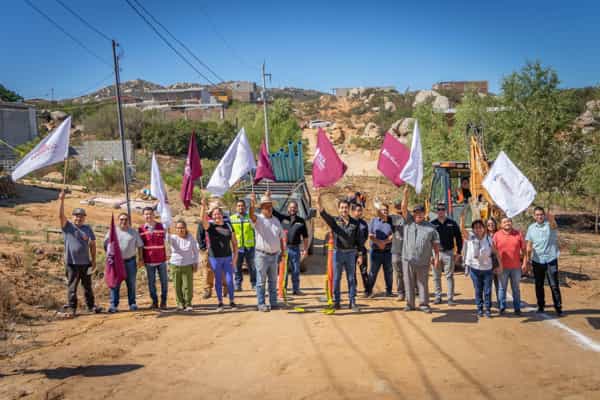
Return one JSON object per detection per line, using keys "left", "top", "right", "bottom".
{"left": 499, "top": 61, "right": 581, "bottom": 207}
{"left": 82, "top": 105, "right": 153, "bottom": 146}
{"left": 578, "top": 141, "right": 600, "bottom": 233}
{"left": 0, "top": 84, "right": 23, "bottom": 102}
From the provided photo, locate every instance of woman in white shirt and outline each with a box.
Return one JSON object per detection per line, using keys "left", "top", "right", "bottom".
{"left": 167, "top": 220, "right": 199, "bottom": 312}
{"left": 462, "top": 218, "right": 503, "bottom": 318}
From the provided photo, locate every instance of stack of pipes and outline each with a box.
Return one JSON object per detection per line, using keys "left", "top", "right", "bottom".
{"left": 268, "top": 140, "right": 305, "bottom": 182}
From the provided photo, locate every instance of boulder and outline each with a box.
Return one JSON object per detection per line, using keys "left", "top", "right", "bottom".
{"left": 432, "top": 95, "right": 450, "bottom": 112}
{"left": 390, "top": 117, "right": 415, "bottom": 137}
{"left": 413, "top": 90, "right": 440, "bottom": 106}
{"left": 371, "top": 107, "right": 380, "bottom": 112}
{"left": 585, "top": 100, "right": 600, "bottom": 112}
{"left": 384, "top": 101, "right": 396, "bottom": 112}
{"left": 576, "top": 110, "right": 595, "bottom": 127}
{"left": 50, "top": 110, "right": 68, "bottom": 121}
{"left": 363, "top": 122, "right": 382, "bottom": 137}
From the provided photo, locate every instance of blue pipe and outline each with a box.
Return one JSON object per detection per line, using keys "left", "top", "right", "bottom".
{"left": 297, "top": 140, "right": 304, "bottom": 178}
{"left": 288, "top": 140, "right": 296, "bottom": 181}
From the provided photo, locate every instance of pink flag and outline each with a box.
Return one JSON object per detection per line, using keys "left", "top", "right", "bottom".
{"left": 312, "top": 128, "right": 347, "bottom": 188}
{"left": 254, "top": 141, "right": 275, "bottom": 184}
{"left": 181, "top": 132, "right": 202, "bottom": 209}
{"left": 105, "top": 215, "right": 126, "bottom": 289}
{"left": 377, "top": 132, "right": 410, "bottom": 187}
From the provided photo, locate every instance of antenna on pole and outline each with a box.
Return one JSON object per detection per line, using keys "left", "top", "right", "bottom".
{"left": 261, "top": 61, "right": 272, "bottom": 153}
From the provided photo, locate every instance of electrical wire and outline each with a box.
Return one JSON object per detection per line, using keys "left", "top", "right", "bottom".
{"left": 131, "top": 0, "right": 225, "bottom": 83}
{"left": 124, "top": 0, "right": 218, "bottom": 86}
{"left": 54, "top": 0, "right": 112, "bottom": 42}
{"left": 23, "top": 0, "right": 112, "bottom": 67}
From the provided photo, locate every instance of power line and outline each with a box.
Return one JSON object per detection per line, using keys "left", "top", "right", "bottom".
{"left": 197, "top": 4, "right": 255, "bottom": 72}
{"left": 54, "top": 0, "right": 112, "bottom": 42}
{"left": 23, "top": 0, "right": 112, "bottom": 67}
{"left": 124, "top": 0, "right": 218, "bottom": 86}
{"left": 131, "top": 0, "right": 225, "bottom": 83}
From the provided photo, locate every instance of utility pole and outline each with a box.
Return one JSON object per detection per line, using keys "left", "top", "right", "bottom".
{"left": 261, "top": 62, "right": 272, "bottom": 152}
{"left": 112, "top": 39, "right": 132, "bottom": 220}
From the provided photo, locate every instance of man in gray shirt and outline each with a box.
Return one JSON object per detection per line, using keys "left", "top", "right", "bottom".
{"left": 59, "top": 190, "right": 102, "bottom": 316}
{"left": 402, "top": 204, "right": 440, "bottom": 313}
{"left": 391, "top": 186, "right": 410, "bottom": 301}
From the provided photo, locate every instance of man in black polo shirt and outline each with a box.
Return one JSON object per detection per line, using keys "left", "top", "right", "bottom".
{"left": 351, "top": 203, "right": 369, "bottom": 295}
{"left": 273, "top": 198, "right": 309, "bottom": 295}
{"left": 317, "top": 190, "right": 362, "bottom": 312}
{"left": 431, "top": 202, "right": 463, "bottom": 305}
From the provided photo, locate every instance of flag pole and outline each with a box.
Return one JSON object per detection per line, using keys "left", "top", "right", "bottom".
{"left": 62, "top": 158, "right": 69, "bottom": 187}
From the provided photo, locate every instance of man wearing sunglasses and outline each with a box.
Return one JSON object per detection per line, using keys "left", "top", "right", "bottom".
{"left": 104, "top": 213, "right": 144, "bottom": 312}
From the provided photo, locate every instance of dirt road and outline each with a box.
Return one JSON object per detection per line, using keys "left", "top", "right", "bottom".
{"left": 1, "top": 237, "right": 600, "bottom": 399}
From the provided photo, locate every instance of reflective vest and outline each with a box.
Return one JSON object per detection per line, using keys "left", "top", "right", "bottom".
{"left": 139, "top": 223, "right": 167, "bottom": 264}
{"left": 230, "top": 213, "right": 255, "bottom": 248}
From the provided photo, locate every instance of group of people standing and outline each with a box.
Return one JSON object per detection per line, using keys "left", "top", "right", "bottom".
{"left": 59, "top": 183, "right": 563, "bottom": 319}
{"left": 316, "top": 186, "right": 563, "bottom": 318}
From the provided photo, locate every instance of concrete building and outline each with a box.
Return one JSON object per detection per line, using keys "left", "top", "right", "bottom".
{"left": 147, "top": 87, "right": 211, "bottom": 104}
{"left": 0, "top": 101, "right": 38, "bottom": 171}
{"left": 432, "top": 81, "right": 489, "bottom": 94}
{"left": 230, "top": 81, "right": 258, "bottom": 102}
{"left": 73, "top": 140, "right": 135, "bottom": 180}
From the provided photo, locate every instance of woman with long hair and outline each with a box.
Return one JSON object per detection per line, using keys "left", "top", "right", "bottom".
{"left": 167, "top": 220, "right": 199, "bottom": 312}
{"left": 200, "top": 198, "right": 238, "bottom": 312}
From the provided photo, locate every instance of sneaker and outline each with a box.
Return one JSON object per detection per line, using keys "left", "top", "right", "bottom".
{"left": 556, "top": 309, "right": 564, "bottom": 317}
{"left": 129, "top": 304, "right": 138, "bottom": 311}
{"left": 88, "top": 306, "right": 103, "bottom": 314}
{"left": 404, "top": 305, "right": 414, "bottom": 312}
{"left": 351, "top": 303, "right": 360, "bottom": 313}
{"left": 484, "top": 311, "right": 492, "bottom": 318}
{"left": 202, "top": 293, "right": 211, "bottom": 300}
{"left": 257, "top": 304, "right": 270, "bottom": 312}
{"left": 334, "top": 303, "right": 341, "bottom": 310}
{"left": 176, "top": 306, "right": 184, "bottom": 311}
{"left": 536, "top": 307, "right": 545, "bottom": 314}
{"left": 184, "top": 306, "right": 193, "bottom": 312}
{"left": 108, "top": 307, "right": 117, "bottom": 313}
{"left": 433, "top": 298, "right": 442, "bottom": 305}
{"left": 397, "top": 295, "right": 405, "bottom": 302}
{"left": 230, "top": 302, "right": 237, "bottom": 309}
{"left": 477, "top": 310, "right": 484, "bottom": 317}
{"left": 216, "top": 303, "right": 225, "bottom": 312}
{"left": 447, "top": 300, "right": 457, "bottom": 306}
{"left": 499, "top": 308, "right": 506, "bottom": 316}
{"left": 514, "top": 309, "right": 522, "bottom": 316}
{"left": 420, "top": 306, "right": 432, "bottom": 314}
{"left": 293, "top": 290, "right": 304, "bottom": 296}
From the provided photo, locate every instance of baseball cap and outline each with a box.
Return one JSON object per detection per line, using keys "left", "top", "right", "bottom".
{"left": 72, "top": 208, "right": 86, "bottom": 216}
{"left": 412, "top": 205, "right": 425, "bottom": 213}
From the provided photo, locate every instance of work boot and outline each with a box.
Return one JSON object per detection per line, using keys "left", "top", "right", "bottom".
{"left": 150, "top": 302, "right": 159, "bottom": 310}
{"left": 160, "top": 301, "right": 167, "bottom": 310}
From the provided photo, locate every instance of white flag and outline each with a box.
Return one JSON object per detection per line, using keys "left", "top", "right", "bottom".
{"left": 11, "top": 116, "right": 71, "bottom": 181}
{"left": 482, "top": 151, "right": 536, "bottom": 218}
{"left": 399, "top": 119, "right": 424, "bottom": 194}
{"left": 206, "top": 128, "right": 256, "bottom": 196}
{"left": 150, "top": 153, "right": 172, "bottom": 227}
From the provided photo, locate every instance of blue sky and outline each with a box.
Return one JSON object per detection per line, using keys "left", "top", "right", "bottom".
{"left": 3, "top": 0, "right": 599, "bottom": 99}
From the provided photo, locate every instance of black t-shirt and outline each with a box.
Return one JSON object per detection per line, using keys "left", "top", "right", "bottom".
{"left": 273, "top": 210, "right": 308, "bottom": 246}
{"left": 206, "top": 222, "right": 232, "bottom": 258}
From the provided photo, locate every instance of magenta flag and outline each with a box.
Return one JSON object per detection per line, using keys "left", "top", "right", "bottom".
{"left": 105, "top": 215, "right": 126, "bottom": 289}
{"left": 180, "top": 132, "right": 202, "bottom": 209}
{"left": 254, "top": 141, "right": 275, "bottom": 184}
{"left": 312, "top": 128, "right": 347, "bottom": 188}
{"left": 377, "top": 132, "right": 410, "bottom": 187}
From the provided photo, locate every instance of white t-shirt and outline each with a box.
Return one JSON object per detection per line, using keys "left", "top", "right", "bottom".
{"left": 252, "top": 214, "right": 284, "bottom": 254}
{"left": 167, "top": 233, "right": 199, "bottom": 266}
{"left": 465, "top": 234, "right": 493, "bottom": 271}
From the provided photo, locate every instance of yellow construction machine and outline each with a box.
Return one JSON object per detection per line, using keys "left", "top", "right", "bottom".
{"left": 426, "top": 123, "right": 501, "bottom": 224}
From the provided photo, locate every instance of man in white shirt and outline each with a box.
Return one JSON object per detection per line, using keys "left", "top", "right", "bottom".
{"left": 249, "top": 192, "right": 285, "bottom": 312}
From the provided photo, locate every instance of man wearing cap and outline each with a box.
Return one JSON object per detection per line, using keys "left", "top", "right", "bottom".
{"left": 431, "top": 202, "right": 463, "bottom": 306}
{"left": 138, "top": 207, "right": 168, "bottom": 310}
{"left": 317, "top": 190, "right": 362, "bottom": 312}
{"left": 402, "top": 204, "right": 441, "bottom": 313}
{"left": 249, "top": 192, "right": 285, "bottom": 312}
{"left": 273, "top": 199, "right": 309, "bottom": 295}
{"left": 58, "top": 191, "right": 102, "bottom": 316}
{"left": 367, "top": 202, "right": 394, "bottom": 297}
{"left": 391, "top": 186, "right": 410, "bottom": 301}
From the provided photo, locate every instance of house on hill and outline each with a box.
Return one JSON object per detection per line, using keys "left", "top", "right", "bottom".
{"left": 0, "top": 101, "right": 38, "bottom": 172}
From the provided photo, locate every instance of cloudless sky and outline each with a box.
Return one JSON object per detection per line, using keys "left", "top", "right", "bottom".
{"left": 3, "top": 0, "right": 599, "bottom": 99}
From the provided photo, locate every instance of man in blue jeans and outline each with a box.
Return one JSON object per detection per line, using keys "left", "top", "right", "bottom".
{"left": 230, "top": 200, "right": 256, "bottom": 291}
{"left": 317, "top": 190, "right": 362, "bottom": 312}
{"left": 138, "top": 207, "right": 169, "bottom": 310}
{"left": 273, "top": 199, "right": 309, "bottom": 295}
{"left": 493, "top": 217, "right": 526, "bottom": 316}
{"left": 104, "top": 212, "right": 144, "bottom": 312}
{"left": 249, "top": 192, "right": 285, "bottom": 312}
{"left": 367, "top": 202, "right": 394, "bottom": 297}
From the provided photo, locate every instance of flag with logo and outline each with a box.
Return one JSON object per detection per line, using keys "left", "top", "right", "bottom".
{"left": 482, "top": 151, "right": 536, "bottom": 218}
{"left": 254, "top": 140, "right": 275, "bottom": 184}
{"left": 104, "top": 215, "right": 126, "bottom": 289}
{"left": 180, "top": 132, "right": 202, "bottom": 209}
{"left": 11, "top": 116, "right": 71, "bottom": 181}
{"left": 151, "top": 153, "right": 172, "bottom": 227}
{"left": 377, "top": 132, "right": 410, "bottom": 186}
{"left": 399, "top": 120, "right": 424, "bottom": 194}
{"left": 206, "top": 128, "right": 256, "bottom": 196}
{"left": 312, "top": 128, "right": 347, "bottom": 188}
